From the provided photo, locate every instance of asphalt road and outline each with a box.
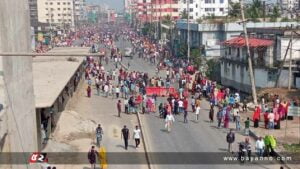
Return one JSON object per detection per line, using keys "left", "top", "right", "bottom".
{"left": 114, "top": 38, "right": 281, "bottom": 169}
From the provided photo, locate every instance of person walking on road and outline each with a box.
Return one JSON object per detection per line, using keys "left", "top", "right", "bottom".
{"left": 95, "top": 124, "right": 103, "bottom": 147}
{"left": 209, "top": 104, "right": 214, "bottom": 123}
{"left": 87, "top": 146, "right": 98, "bottom": 169}
{"left": 117, "top": 100, "right": 122, "bottom": 117}
{"left": 217, "top": 107, "right": 223, "bottom": 128}
{"left": 121, "top": 125, "right": 130, "bottom": 150}
{"left": 195, "top": 103, "right": 200, "bottom": 121}
{"left": 165, "top": 113, "right": 175, "bottom": 132}
{"left": 87, "top": 85, "right": 92, "bottom": 98}
{"left": 255, "top": 137, "right": 265, "bottom": 157}
{"left": 226, "top": 129, "right": 235, "bottom": 153}
{"left": 183, "top": 110, "right": 188, "bottom": 123}
{"left": 133, "top": 126, "right": 141, "bottom": 148}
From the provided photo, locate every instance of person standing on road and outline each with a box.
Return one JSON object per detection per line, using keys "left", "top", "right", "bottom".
{"left": 209, "top": 104, "right": 214, "bottom": 123}
{"left": 121, "top": 125, "right": 130, "bottom": 150}
{"left": 195, "top": 103, "right": 200, "bottom": 121}
{"left": 184, "top": 110, "right": 188, "bottom": 123}
{"left": 255, "top": 137, "right": 265, "bottom": 157}
{"left": 165, "top": 113, "right": 175, "bottom": 132}
{"left": 217, "top": 107, "right": 223, "bottom": 128}
{"left": 133, "top": 126, "right": 141, "bottom": 148}
{"left": 226, "top": 129, "right": 235, "bottom": 153}
{"left": 87, "top": 85, "right": 92, "bottom": 98}
{"left": 117, "top": 100, "right": 122, "bottom": 117}
{"left": 95, "top": 124, "right": 103, "bottom": 147}
{"left": 87, "top": 146, "right": 98, "bottom": 169}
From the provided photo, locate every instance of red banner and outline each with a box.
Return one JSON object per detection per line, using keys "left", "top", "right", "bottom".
{"left": 146, "top": 87, "right": 177, "bottom": 97}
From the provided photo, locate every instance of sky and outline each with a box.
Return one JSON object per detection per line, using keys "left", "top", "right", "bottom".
{"left": 86, "top": 0, "right": 124, "bottom": 12}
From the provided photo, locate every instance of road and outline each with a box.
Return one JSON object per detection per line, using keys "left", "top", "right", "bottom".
{"left": 114, "top": 39, "right": 281, "bottom": 169}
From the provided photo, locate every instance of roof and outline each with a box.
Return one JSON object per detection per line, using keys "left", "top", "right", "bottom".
{"left": 33, "top": 47, "right": 89, "bottom": 108}
{"left": 222, "top": 37, "right": 274, "bottom": 48}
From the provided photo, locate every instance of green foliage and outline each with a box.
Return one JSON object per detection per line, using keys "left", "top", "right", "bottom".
{"left": 196, "top": 18, "right": 202, "bottom": 24}
{"left": 178, "top": 43, "right": 187, "bottom": 58}
{"left": 142, "top": 23, "right": 155, "bottom": 36}
{"left": 162, "top": 15, "right": 172, "bottom": 25}
{"left": 281, "top": 17, "right": 290, "bottom": 22}
{"left": 228, "top": 2, "right": 241, "bottom": 18}
{"left": 180, "top": 11, "right": 188, "bottom": 19}
{"left": 245, "top": 0, "right": 263, "bottom": 21}
{"left": 206, "top": 59, "right": 220, "bottom": 80}
{"left": 191, "top": 48, "right": 202, "bottom": 69}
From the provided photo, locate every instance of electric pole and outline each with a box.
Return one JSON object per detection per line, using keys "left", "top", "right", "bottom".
{"left": 187, "top": 0, "right": 190, "bottom": 63}
{"left": 240, "top": 0, "right": 258, "bottom": 105}
{"left": 288, "top": 28, "right": 293, "bottom": 90}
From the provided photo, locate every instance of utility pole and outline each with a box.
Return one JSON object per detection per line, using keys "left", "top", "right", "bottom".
{"left": 288, "top": 28, "right": 293, "bottom": 90}
{"left": 187, "top": 0, "right": 190, "bottom": 63}
{"left": 263, "top": 1, "right": 266, "bottom": 22}
{"left": 240, "top": 0, "right": 258, "bottom": 105}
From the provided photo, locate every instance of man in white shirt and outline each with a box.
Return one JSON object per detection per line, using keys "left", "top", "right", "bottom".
{"left": 195, "top": 104, "right": 201, "bottom": 121}
{"left": 255, "top": 137, "right": 265, "bottom": 157}
{"left": 133, "top": 126, "right": 141, "bottom": 148}
{"left": 178, "top": 99, "right": 184, "bottom": 113}
{"left": 268, "top": 112, "right": 275, "bottom": 129}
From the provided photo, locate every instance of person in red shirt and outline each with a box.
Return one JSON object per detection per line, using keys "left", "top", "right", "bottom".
{"left": 183, "top": 98, "right": 188, "bottom": 112}
{"left": 252, "top": 106, "right": 261, "bottom": 128}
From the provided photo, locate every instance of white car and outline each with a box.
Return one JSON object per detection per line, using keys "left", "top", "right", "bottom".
{"left": 124, "top": 47, "right": 133, "bottom": 57}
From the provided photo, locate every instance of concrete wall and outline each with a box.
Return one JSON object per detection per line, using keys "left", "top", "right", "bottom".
{"left": 0, "top": 0, "right": 38, "bottom": 169}
{"left": 220, "top": 61, "right": 291, "bottom": 93}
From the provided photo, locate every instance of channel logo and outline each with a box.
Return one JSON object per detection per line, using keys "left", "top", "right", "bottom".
{"left": 29, "top": 153, "right": 48, "bottom": 163}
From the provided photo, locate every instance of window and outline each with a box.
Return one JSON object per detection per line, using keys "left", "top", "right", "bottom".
{"left": 196, "top": 4, "right": 198, "bottom": 8}
{"left": 45, "top": 2, "right": 48, "bottom": 5}
{"left": 196, "top": 12, "right": 198, "bottom": 16}
{"left": 63, "top": 2, "right": 66, "bottom": 5}
{"left": 57, "top": 2, "right": 60, "bottom": 5}
{"left": 67, "top": 2, "right": 71, "bottom": 5}
{"left": 58, "top": 19, "right": 61, "bottom": 22}
{"left": 58, "top": 14, "right": 61, "bottom": 16}
{"left": 58, "top": 8, "right": 60, "bottom": 10}
{"left": 190, "top": 8, "right": 193, "bottom": 12}
{"left": 220, "top": 0, "right": 224, "bottom": 3}
{"left": 68, "top": 19, "right": 72, "bottom": 22}
{"left": 46, "top": 13, "right": 49, "bottom": 16}
{"left": 228, "top": 47, "right": 231, "bottom": 55}
{"left": 173, "top": 8, "right": 178, "bottom": 12}
{"left": 212, "top": 0, "right": 215, "bottom": 3}
{"left": 49, "top": 2, "right": 53, "bottom": 5}
{"left": 204, "top": 0, "right": 211, "bottom": 3}
{"left": 45, "top": 8, "right": 48, "bottom": 10}
{"left": 190, "top": 0, "right": 193, "bottom": 4}
{"left": 237, "top": 48, "right": 240, "bottom": 57}
{"left": 220, "top": 8, "right": 224, "bottom": 11}
{"left": 63, "top": 8, "right": 66, "bottom": 10}
{"left": 68, "top": 14, "right": 71, "bottom": 16}
{"left": 63, "top": 14, "right": 67, "bottom": 16}
{"left": 51, "top": 8, "right": 54, "bottom": 11}
{"left": 68, "top": 8, "right": 71, "bottom": 10}
{"left": 46, "top": 19, "right": 49, "bottom": 22}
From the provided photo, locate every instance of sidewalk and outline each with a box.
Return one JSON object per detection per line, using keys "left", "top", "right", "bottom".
{"left": 43, "top": 59, "right": 148, "bottom": 169}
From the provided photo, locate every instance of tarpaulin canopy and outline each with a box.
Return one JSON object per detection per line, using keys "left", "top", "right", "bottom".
{"left": 222, "top": 37, "right": 274, "bottom": 48}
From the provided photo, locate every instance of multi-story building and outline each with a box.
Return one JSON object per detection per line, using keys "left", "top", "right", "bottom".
{"left": 37, "top": 0, "right": 75, "bottom": 29}
{"left": 178, "top": 0, "right": 229, "bottom": 20}
{"left": 152, "top": 0, "right": 180, "bottom": 21}
{"left": 29, "top": 0, "right": 39, "bottom": 28}
{"left": 74, "top": 0, "right": 86, "bottom": 23}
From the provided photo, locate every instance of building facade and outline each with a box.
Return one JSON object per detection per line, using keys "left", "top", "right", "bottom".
{"left": 37, "top": 0, "right": 75, "bottom": 28}
{"left": 178, "top": 0, "right": 229, "bottom": 20}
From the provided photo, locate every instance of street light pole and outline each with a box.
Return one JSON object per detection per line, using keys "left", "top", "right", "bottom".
{"left": 187, "top": 0, "right": 190, "bottom": 63}
{"left": 288, "top": 29, "right": 293, "bottom": 90}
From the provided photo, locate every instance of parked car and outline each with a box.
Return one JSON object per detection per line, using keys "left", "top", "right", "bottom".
{"left": 124, "top": 47, "right": 133, "bottom": 57}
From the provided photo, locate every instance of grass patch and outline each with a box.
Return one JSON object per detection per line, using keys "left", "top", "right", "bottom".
{"left": 283, "top": 144, "right": 300, "bottom": 152}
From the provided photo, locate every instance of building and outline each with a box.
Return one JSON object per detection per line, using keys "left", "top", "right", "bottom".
{"left": 37, "top": 0, "right": 76, "bottom": 29}
{"left": 74, "top": 0, "right": 87, "bottom": 24}
{"left": 175, "top": 21, "right": 299, "bottom": 58}
{"left": 29, "top": 0, "right": 39, "bottom": 28}
{"left": 32, "top": 47, "right": 88, "bottom": 148}
{"left": 152, "top": 0, "right": 180, "bottom": 21}
{"left": 220, "top": 30, "right": 300, "bottom": 93}
{"left": 178, "top": 0, "right": 229, "bottom": 21}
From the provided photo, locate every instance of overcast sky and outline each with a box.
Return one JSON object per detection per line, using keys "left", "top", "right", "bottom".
{"left": 86, "top": 0, "right": 124, "bottom": 12}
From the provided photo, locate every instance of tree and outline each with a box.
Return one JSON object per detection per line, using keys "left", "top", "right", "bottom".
{"left": 270, "top": 6, "right": 280, "bottom": 22}
{"left": 180, "top": 10, "right": 188, "bottom": 19}
{"left": 162, "top": 15, "right": 172, "bottom": 25}
{"left": 245, "top": 0, "right": 263, "bottom": 21}
{"left": 191, "top": 48, "right": 202, "bottom": 69}
{"left": 196, "top": 17, "right": 202, "bottom": 24}
{"left": 228, "top": 1, "right": 241, "bottom": 18}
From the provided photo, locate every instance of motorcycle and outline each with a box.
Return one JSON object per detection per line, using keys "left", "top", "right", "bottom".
{"left": 238, "top": 142, "right": 247, "bottom": 163}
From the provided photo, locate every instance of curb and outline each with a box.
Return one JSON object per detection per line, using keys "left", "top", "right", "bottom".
{"left": 136, "top": 112, "right": 152, "bottom": 169}
{"left": 248, "top": 129, "right": 291, "bottom": 169}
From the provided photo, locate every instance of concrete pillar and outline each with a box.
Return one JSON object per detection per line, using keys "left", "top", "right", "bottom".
{"left": 0, "top": 0, "right": 39, "bottom": 169}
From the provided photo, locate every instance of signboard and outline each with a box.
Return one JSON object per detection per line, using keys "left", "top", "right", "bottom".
{"left": 37, "top": 33, "right": 44, "bottom": 42}
{"left": 287, "top": 106, "right": 300, "bottom": 117}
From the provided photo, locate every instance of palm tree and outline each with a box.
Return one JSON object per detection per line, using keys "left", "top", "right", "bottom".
{"left": 245, "top": 0, "right": 263, "bottom": 21}
{"left": 162, "top": 15, "right": 172, "bottom": 25}
{"left": 180, "top": 10, "right": 188, "bottom": 19}
{"left": 228, "top": 1, "right": 241, "bottom": 18}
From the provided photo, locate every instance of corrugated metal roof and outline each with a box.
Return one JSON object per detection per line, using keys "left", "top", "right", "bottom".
{"left": 222, "top": 37, "right": 274, "bottom": 48}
